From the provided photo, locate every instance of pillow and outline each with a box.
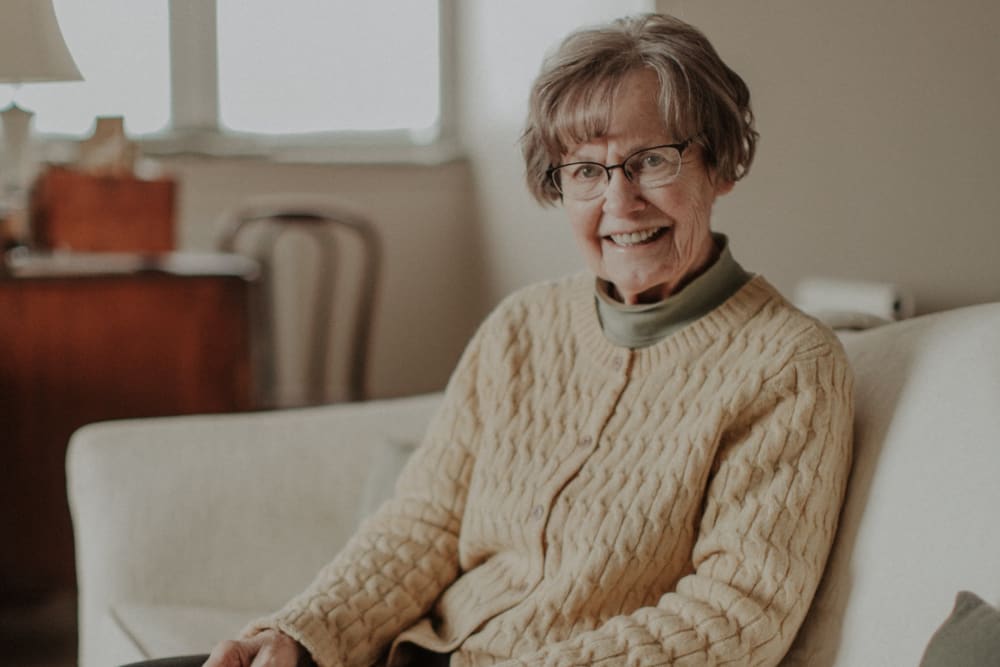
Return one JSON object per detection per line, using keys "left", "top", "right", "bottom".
{"left": 919, "top": 591, "right": 1000, "bottom": 667}
{"left": 355, "top": 437, "right": 417, "bottom": 523}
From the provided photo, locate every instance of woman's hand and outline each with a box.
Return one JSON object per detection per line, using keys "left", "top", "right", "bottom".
{"left": 203, "top": 629, "right": 308, "bottom": 667}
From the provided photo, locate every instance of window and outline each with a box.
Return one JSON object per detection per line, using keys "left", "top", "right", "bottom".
{"left": 216, "top": 0, "right": 440, "bottom": 136}
{"left": 0, "top": 0, "right": 451, "bottom": 159}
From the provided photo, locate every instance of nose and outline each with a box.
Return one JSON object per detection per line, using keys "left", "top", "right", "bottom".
{"left": 602, "top": 168, "right": 646, "bottom": 217}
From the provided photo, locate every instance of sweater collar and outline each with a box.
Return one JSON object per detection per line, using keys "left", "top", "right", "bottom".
{"left": 594, "top": 234, "right": 752, "bottom": 349}
{"left": 570, "top": 270, "right": 781, "bottom": 375}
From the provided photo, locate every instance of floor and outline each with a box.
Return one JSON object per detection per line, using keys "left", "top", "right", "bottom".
{"left": 0, "top": 592, "right": 77, "bottom": 667}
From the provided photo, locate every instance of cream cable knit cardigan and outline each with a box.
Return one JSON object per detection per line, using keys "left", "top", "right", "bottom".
{"left": 247, "top": 273, "right": 854, "bottom": 667}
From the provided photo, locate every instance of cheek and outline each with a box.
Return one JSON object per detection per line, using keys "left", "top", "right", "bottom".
{"left": 565, "top": 204, "right": 609, "bottom": 274}
{"left": 566, "top": 203, "right": 602, "bottom": 247}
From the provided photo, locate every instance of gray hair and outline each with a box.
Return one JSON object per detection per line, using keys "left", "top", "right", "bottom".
{"left": 521, "top": 13, "right": 758, "bottom": 204}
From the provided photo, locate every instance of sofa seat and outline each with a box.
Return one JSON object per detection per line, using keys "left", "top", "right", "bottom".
{"left": 69, "top": 303, "right": 1000, "bottom": 667}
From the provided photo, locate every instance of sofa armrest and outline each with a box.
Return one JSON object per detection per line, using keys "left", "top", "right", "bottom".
{"left": 68, "top": 393, "right": 441, "bottom": 664}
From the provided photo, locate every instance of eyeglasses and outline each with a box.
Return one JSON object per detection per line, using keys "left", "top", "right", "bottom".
{"left": 546, "top": 137, "right": 696, "bottom": 201}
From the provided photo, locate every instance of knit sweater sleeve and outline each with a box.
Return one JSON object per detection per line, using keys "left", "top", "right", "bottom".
{"left": 498, "top": 342, "right": 854, "bottom": 667}
{"left": 240, "top": 318, "right": 494, "bottom": 667}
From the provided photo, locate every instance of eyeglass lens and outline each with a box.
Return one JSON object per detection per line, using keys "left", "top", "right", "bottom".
{"left": 552, "top": 145, "right": 684, "bottom": 200}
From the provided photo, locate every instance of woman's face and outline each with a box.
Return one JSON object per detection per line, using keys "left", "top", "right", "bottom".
{"left": 561, "top": 69, "right": 733, "bottom": 304}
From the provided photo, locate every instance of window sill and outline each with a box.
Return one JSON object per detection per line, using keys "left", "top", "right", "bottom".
{"left": 38, "top": 130, "right": 466, "bottom": 168}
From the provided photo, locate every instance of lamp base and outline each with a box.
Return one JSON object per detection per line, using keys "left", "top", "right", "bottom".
{"left": 1, "top": 101, "right": 34, "bottom": 196}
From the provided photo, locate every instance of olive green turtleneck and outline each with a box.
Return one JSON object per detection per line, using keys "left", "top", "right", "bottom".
{"left": 595, "top": 234, "right": 752, "bottom": 349}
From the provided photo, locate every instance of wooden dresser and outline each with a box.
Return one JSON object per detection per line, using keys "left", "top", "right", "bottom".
{"left": 0, "top": 251, "right": 258, "bottom": 597}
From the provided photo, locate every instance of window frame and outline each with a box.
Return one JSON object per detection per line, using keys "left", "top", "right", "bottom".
{"left": 46, "top": 0, "right": 460, "bottom": 165}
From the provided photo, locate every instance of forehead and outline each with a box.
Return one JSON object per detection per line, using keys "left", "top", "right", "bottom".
{"left": 555, "top": 69, "right": 673, "bottom": 158}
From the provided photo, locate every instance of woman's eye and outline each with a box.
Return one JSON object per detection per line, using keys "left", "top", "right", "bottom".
{"left": 573, "top": 164, "right": 602, "bottom": 180}
{"left": 640, "top": 153, "right": 667, "bottom": 168}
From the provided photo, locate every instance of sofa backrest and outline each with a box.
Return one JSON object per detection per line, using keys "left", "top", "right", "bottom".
{"left": 784, "top": 302, "right": 1000, "bottom": 665}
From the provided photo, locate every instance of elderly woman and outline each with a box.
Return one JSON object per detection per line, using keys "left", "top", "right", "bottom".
{"left": 198, "top": 13, "right": 853, "bottom": 667}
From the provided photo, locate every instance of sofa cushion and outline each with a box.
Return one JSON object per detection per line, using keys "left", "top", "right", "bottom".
{"left": 783, "top": 302, "right": 1000, "bottom": 665}
{"left": 110, "top": 603, "right": 265, "bottom": 660}
{"left": 919, "top": 591, "right": 1000, "bottom": 667}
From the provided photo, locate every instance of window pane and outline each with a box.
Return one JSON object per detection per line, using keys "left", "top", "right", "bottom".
{"left": 216, "top": 0, "right": 440, "bottom": 136}
{"left": 0, "top": 0, "right": 170, "bottom": 137}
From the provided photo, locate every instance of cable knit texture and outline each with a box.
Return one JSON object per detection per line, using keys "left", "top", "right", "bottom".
{"left": 245, "top": 273, "right": 854, "bottom": 667}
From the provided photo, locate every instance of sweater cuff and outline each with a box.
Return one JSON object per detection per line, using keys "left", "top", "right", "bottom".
{"left": 241, "top": 609, "right": 342, "bottom": 667}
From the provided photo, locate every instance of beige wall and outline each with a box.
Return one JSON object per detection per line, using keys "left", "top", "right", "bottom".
{"left": 656, "top": 0, "right": 1000, "bottom": 313}
{"left": 460, "top": 0, "right": 1000, "bottom": 314}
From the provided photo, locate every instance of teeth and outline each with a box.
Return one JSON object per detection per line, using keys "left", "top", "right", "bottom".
{"left": 609, "top": 228, "right": 663, "bottom": 246}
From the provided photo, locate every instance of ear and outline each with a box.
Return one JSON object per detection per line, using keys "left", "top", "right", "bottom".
{"left": 714, "top": 178, "right": 735, "bottom": 197}
{"left": 705, "top": 162, "right": 735, "bottom": 197}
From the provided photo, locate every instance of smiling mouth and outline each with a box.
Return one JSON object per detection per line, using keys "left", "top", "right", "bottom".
{"left": 606, "top": 227, "right": 669, "bottom": 247}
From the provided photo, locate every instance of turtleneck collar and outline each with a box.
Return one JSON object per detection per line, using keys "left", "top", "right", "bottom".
{"left": 594, "top": 233, "right": 752, "bottom": 349}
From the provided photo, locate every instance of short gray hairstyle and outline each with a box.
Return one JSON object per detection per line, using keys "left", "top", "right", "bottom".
{"left": 521, "top": 13, "right": 758, "bottom": 204}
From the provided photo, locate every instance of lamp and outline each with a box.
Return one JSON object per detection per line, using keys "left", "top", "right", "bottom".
{"left": 0, "top": 0, "right": 83, "bottom": 197}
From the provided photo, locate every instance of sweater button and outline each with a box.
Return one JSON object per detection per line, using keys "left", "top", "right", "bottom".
{"left": 611, "top": 357, "right": 623, "bottom": 370}
{"left": 579, "top": 435, "right": 593, "bottom": 447}
{"left": 530, "top": 505, "right": 545, "bottom": 521}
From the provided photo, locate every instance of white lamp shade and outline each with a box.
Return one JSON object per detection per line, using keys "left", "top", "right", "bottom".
{"left": 0, "top": 0, "right": 83, "bottom": 84}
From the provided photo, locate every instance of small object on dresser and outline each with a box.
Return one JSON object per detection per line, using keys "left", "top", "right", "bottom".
{"left": 77, "top": 116, "right": 138, "bottom": 177}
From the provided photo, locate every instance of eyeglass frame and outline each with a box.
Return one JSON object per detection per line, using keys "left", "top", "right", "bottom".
{"left": 546, "top": 137, "right": 697, "bottom": 200}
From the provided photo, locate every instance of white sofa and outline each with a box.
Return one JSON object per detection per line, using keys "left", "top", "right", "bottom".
{"left": 68, "top": 302, "right": 1000, "bottom": 667}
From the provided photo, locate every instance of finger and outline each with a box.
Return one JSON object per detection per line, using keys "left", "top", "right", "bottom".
{"left": 248, "top": 645, "right": 282, "bottom": 667}
{"left": 203, "top": 639, "right": 251, "bottom": 667}
{"left": 248, "top": 634, "right": 299, "bottom": 667}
